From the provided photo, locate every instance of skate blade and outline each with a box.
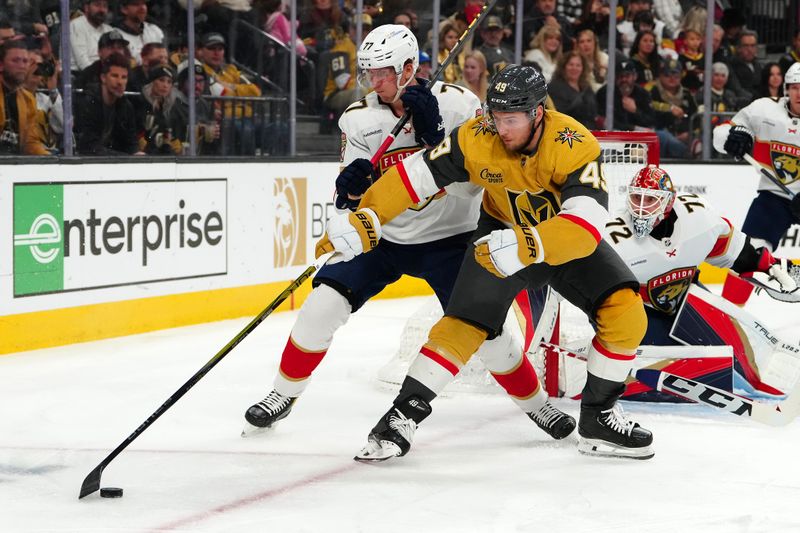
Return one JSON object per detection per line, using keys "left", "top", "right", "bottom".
{"left": 240, "top": 421, "right": 277, "bottom": 438}
{"left": 353, "top": 440, "right": 402, "bottom": 463}
{"left": 577, "top": 437, "right": 654, "bottom": 460}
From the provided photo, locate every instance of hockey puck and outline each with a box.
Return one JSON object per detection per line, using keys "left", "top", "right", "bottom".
{"left": 100, "top": 487, "right": 123, "bottom": 498}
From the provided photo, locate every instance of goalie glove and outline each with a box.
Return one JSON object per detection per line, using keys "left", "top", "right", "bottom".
{"left": 315, "top": 208, "right": 381, "bottom": 262}
{"left": 473, "top": 225, "right": 543, "bottom": 278}
{"left": 723, "top": 125, "right": 754, "bottom": 160}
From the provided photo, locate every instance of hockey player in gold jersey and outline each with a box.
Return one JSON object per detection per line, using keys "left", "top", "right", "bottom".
{"left": 319, "top": 65, "right": 654, "bottom": 460}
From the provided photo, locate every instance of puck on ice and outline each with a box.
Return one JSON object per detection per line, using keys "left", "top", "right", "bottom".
{"left": 100, "top": 487, "right": 123, "bottom": 498}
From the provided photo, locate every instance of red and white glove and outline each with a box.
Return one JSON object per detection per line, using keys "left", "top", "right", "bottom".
{"left": 315, "top": 208, "right": 381, "bottom": 262}
{"left": 473, "top": 226, "right": 543, "bottom": 278}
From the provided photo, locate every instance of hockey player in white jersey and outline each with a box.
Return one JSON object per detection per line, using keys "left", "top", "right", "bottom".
{"left": 243, "top": 25, "right": 575, "bottom": 447}
{"left": 713, "top": 62, "right": 800, "bottom": 304}
{"left": 605, "top": 165, "right": 797, "bottom": 391}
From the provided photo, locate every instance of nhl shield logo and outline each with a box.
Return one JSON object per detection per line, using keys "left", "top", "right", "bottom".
{"left": 647, "top": 267, "right": 696, "bottom": 314}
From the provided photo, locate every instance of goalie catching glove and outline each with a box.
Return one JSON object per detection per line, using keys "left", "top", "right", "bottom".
{"left": 315, "top": 208, "right": 381, "bottom": 262}
{"left": 474, "top": 225, "right": 543, "bottom": 278}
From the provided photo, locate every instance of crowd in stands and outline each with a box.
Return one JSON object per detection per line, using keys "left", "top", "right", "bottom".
{"left": 0, "top": 0, "right": 797, "bottom": 158}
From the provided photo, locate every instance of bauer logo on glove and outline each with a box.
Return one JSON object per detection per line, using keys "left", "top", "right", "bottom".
{"left": 474, "top": 225, "right": 544, "bottom": 278}
{"left": 315, "top": 208, "right": 382, "bottom": 262}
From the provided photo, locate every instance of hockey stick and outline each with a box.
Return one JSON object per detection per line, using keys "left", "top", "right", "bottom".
{"left": 78, "top": 251, "right": 336, "bottom": 499}
{"left": 744, "top": 274, "right": 800, "bottom": 303}
{"left": 636, "top": 368, "right": 800, "bottom": 426}
{"left": 742, "top": 153, "right": 795, "bottom": 198}
{"left": 368, "top": 0, "right": 497, "bottom": 166}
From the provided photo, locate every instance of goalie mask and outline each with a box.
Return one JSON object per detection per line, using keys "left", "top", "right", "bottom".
{"left": 356, "top": 24, "right": 418, "bottom": 98}
{"left": 627, "top": 165, "right": 676, "bottom": 238}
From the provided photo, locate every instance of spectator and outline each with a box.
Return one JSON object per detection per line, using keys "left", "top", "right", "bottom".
{"left": 113, "top": 0, "right": 165, "bottom": 65}
{"left": 596, "top": 59, "right": 655, "bottom": 131}
{"left": 779, "top": 30, "right": 800, "bottom": 74}
{"left": 0, "top": 40, "right": 48, "bottom": 155}
{"left": 711, "top": 23, "right": 734, "bottom": 66}
{"left": 456, "top": 49, "right": 488, "bottom": 102}
{"left": 710, "top": 62, "right": 739, "bottom": 115}
{"left": 321, "top": 16, "right": 370, "bottom": 119}
{"left": 299, "top": 0, "right": 345, "bottom": 50}
{"left": 136, "top": 64, "right": 182, "bottom": 154}
{"left": 630, "top": 29, "right": 659, "bottom": 89}
{"left": 76, "top": 29, "right": 131, "bottom": 91}
{"left": 436, "top": 21, "right": 463, "bottom": 84}
{"left": 393, "top": 12, "right": 412, "bottom": 30}
{"left": 258, "top": 0, "right": 308, "bottom": 58}
{"left": 70, "top": 0, "right": 112, "bottom": 73}
{"left": 127, "top": 41, "right": 168, "bottom": 93}
{"left": 719, "top": 8, "right": 746, "bottom": 58}
{"left": 417, "top": 50, "right": 432, "bottom": 80}
{"left": 524, "top": 24, "right": 562, "bottom": 82}
{"left": 0, "top": 18, "right": 17, "bottom": 46}
{"left": 196, "top": 32, "right": 261, "bottom": 99}
{"left": 617, "top": 0, "right": 667, "bottom": 56}
{"left": 74, "top": 53, "right": 142, "bottom": 156}
{"left": 757, "top": 62, "right": 784, "bottom": 100}
{"left": 557, "top": 0, "right": 584, "bottom": 26}
{"left": 23, "top": 49, "right": 62, "bottom": 152}
{"left": 173, "top": 59, "right": 221, "bottom": 155}
{"left": 678, "top": 28, "right": 704, "bottom": 93}
{"left": 575, "top": 27, "right": 607, "bottom": 92}
{"left": 523, "top": 0, "right": 573, "bottom": 52}
{"left": 649, "top": 58, "right": 697, "bottom": 158}
{"left": 730, "top": 30, "right": 762, "bottom": 99}
{"left": 577, "top": 0, "right": 613, "bottom": 51}
{"left": 652, "top": 0, "right": 682, "bottom": 36}
{"left": 549, "top": 50, "right": 597, "bottom": 130}
{"left": 477, "top": 15, "right": 513, "bottom": 76}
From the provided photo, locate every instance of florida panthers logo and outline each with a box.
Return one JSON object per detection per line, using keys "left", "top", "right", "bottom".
{"left": 647, "top": 267, "right": 695, "bottom": 314}
{"left": 506, "top": 188, "right": 560, "bottom": 226}
{"left": 770, "top": 143, "right": 800, "bottom": 184}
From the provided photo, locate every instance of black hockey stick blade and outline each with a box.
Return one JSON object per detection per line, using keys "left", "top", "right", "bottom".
{"left": 79, "top": 252, "right": 335, "bottom": 499}
{"left": 636, "top": 368, "right": 800, "bottom": 426}
{"left": 742, "top": 154, "right": 795, "bottom": 198}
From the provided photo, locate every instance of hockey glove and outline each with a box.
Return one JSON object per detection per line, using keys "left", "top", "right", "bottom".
{"left": 315, "top": 208, "right": 381, "bottom": 262}
{"left": 750, "top": 247, "right": 799, "bottom": 293}
{"left": 473, "top": 226, "right": 543, "bottom": 278}
{"left": 723, "top": 125, "right": 754, "bottom": 160}
{"left": 400, "top": 85, "right": 445, "bottom": 147}
{"left": 335, "top": 158, "right": 379, "bottom": 211}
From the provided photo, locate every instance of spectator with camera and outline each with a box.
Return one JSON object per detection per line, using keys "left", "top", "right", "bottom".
{"left": 113, "top": 0, "right": 165, "bottom": 65}
{"left": 23, "top": 49, "right": 62, "bottom": 153}
{"left": 70, "top": 0, "right": 113, "bottom": 73}
{"left": 0, "top": 40, "right": 48, "bottom": 155}
{"left": 74, "top": 52, "right": 142, "bottom": 156}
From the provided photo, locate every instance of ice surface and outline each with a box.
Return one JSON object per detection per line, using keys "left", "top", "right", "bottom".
{"left": 2, "top": 292, "right": 800, "bottom": 532}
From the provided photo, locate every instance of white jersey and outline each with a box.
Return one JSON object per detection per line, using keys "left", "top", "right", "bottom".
{"left": 605, "top": 193, "right": 747, "bottom": 314}
{"left": 713, "top": 97, "right": 800, "bottom": 199}
{"left": 338, "top": 81, "right": 483, "bottom": 244}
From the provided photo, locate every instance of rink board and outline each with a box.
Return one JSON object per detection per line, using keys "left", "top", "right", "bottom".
{"left": 1, "top": 160, "right": 797, "bottom": 353}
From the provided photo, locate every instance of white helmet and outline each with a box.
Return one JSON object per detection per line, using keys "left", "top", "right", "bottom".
{"left": 357, "top": 24, "right": 419, "bottom": 75}
{"left": 785, "top": 62, "right": 800, "bottom": 95}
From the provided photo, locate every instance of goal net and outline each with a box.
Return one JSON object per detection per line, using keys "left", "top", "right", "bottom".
{"left": 376, "top": 131, "right": 660, "bottom": 396}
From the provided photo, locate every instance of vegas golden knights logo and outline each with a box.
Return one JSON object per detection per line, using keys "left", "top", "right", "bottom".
{"left": 274, "top": 177, "right": 307, "bottom": 268}
{"left": 506, "top": 188, "right": 560, "bottom": 226}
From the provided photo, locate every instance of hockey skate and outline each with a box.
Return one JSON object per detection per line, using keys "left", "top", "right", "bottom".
{"left": 577, "top": 403, "right": 654, "bottom": 459}
{"left": 527, "top": 401, "right": 576, "bottom": 440}
{"left": 354, "top": 396, "right": 432, "bottom": 463}
{"left": 241, "top": 390, "right": 296, "bottom": 437}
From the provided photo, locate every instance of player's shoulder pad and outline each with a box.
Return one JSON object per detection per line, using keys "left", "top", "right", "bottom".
{"left": 431, "top": 81, "right": 482, "bottom": 117}
{"left": 673, "top": 191, "right": 716, "bottom": 221}
{"left": 542, "top": 110, "right": 601, "bottom": 172}
{"left": 456, "top": 114, "right": 499, "bottom": 152}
